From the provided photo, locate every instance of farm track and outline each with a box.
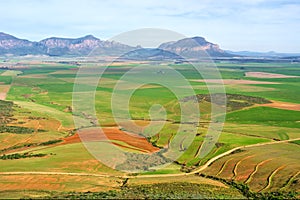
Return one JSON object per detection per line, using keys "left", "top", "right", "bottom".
{"left": 1, "top": 137, "right": 299, "bottom": 180}
{"left": 259, "top": 165, "right": 286, "bottom": 192}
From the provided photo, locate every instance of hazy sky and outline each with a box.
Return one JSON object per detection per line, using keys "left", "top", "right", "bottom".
{"left": 0, "top": 0, "right": 299, "bottom": 52}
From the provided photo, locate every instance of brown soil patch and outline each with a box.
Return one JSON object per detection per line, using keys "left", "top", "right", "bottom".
{"left": 0, "top": 174, "right": 120, "bottom": 192}
{"left": 226, "top": 85, "right": 276, "bottom": 92}
{"left": 0, "top": 85, "right": 11, "bottom": 100}
{"left": 39, "top": 119, "right": 62, "bottom": 131}
{"left": 245, "top": 72, "right": 299, "bottom": 78}
{"left": 192, "top": 79, "right": 279, "bottom": 85}
{"left": 63, "top": 127, "right": 159, "bottom": 153}
{"left": 261, "top": 101, "right": 300, "bottom": 111}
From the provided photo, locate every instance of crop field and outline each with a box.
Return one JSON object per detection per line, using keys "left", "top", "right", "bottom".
{"left": 203, "top": 142, "right": 300, "bottom": 192}
{"left": 0, "top": 59, "right": 299, "bottom": 198}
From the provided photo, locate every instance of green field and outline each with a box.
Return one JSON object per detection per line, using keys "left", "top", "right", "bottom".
{"left": 0, "top": 59, "right": 299, "bottom": 199}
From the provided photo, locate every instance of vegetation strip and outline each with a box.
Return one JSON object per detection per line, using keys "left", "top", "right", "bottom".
{"left": 0, "top": 153, "right": 47, "bottom": 160}
{"left": 0, "top": 139, "right": 63, "bottom": 154}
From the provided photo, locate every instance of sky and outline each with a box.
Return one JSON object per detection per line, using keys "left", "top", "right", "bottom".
{"left": 0, "top": 0, "right": 299, "bottom": 52}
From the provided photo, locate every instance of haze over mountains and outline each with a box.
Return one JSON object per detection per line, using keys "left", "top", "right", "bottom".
{"left": 0, "top": 32, "right": 299, "bottom": 59}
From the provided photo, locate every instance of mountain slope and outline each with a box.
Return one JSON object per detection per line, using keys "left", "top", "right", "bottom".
{"left": 0, "top": 32, "right": 134, "bottom": 56}
{"left": 40, "top": 35, "right": 135, "bottom": 56}
{"left": 159, "top": 37, "right": 233, "bottom": 58}
{"left": 0, "top": 32, "right": 45, "bottom": 55}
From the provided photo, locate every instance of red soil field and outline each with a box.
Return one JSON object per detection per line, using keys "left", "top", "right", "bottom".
{"left": 62, "top": 127, "right": 160, "bottom": 153}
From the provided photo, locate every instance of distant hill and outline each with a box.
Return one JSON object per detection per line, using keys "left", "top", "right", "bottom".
{"left": 120, "top": 48, "right": 181, "bottom": 61}
{"left": 159, "top": 37, "right": 233, "bottom": 58}
{"left": 226, "top": 50, "right": 300, "bottom": 58}
{"left": 121, "top": 37, "right": 234, "bottom": 60}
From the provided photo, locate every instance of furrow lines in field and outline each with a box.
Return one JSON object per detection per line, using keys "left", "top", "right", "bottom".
{"left": 232, "top": 155, "right": 255, "bottom": 180}
{"left": 216, "top": 158, "right": 233, "bottom": 176}
{"left": 244, "top": 159, "right": 273, "bottom": 184}
{"left": 259, "top": 165, "right": 286, "bottom": 192}
{"left": 281, "top": 170, "right": 300, "bottom": 190}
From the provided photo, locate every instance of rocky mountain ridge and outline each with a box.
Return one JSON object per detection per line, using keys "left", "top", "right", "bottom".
{"left": 0, "top": 32, "right": 232, "bottom": 58}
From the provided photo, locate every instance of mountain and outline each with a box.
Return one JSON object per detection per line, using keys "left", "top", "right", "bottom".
{"left": 0, "top": 32, "right": 134, "bottom": 56}
{"left": 159, "top": 36, "right": 233, "bottom": 58}
{"left": 120, "top": 48, "right": 181, "bottom": 61}
{"left": 40, "top": 35, "right": 135, "bottom": 56}
{"left": 0, "top": 32, "right": 45, "bottom": 55}
{"left": 0, "top": 32, "right": 258, "bottom": 58}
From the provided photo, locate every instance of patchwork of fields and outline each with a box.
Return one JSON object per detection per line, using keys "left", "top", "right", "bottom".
{"left": 0, "top": 59, "right": 299, "bottom": 198}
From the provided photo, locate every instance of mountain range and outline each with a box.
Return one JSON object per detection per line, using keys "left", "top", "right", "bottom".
{"left": 0, "top": 32, "right": 232, "bottom": 59}
{"left": 0, "top": 32, "right": 298, "bottom": 59}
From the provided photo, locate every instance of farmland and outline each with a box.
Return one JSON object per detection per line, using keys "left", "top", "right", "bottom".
{"left": 0, "top": 59, "right": 299, "bottom": 199}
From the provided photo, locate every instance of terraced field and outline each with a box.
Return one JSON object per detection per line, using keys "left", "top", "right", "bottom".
{"left": 203, "top": 142, "right": 300, "bottom": 192}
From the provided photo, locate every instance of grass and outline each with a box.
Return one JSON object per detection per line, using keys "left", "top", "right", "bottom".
{"left": 0, "top": 76, "right": 13, "bottom": 84}
{"left": 223, "top": 123, "right": 300, "bottom": 140}
{"left": 1, "top": 70, "right": 22, "bottom": 76}
{"left": 290, "top": 140, "right": 300, "bottom": 145}
{"left": 226, "top": 107, "right": 300, "bottom": 128}
{"left": 13, "top": 101, "right": 76, "bottom": 128}
{"left": 0, "top": 143, "right": 120, "bottom": 175}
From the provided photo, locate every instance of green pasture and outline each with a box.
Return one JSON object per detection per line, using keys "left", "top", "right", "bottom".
{"left": 226, "top": 107, "right": 300, "bottom": 128}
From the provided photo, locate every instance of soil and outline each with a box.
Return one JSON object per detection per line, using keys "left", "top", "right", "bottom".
{"left": 192, "top": 79, "right": 279, "bottom": 85}
{"left": 62, "top": 127, "right": 160, "bottom": 153}
{"left": 245, "top": 72, "right": 299, "bottom": 78}
{"left": 261, "top": 101, "right": 300, "bottom": 111}
{"left": 0, "top": 85, "right": 11, "bottom": 100}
